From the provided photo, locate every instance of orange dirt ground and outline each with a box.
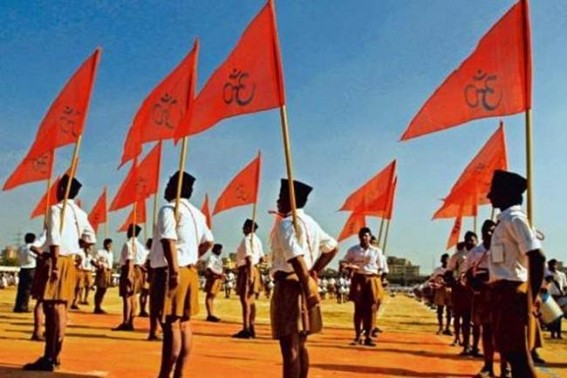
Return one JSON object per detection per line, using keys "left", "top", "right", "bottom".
{"left": 0, "top": 287, "right": 566, "bottom": 377}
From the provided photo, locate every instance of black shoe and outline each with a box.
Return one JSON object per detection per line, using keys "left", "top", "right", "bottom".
{"left": 139, "top": 311, "right": 149, "bottom": 317}
{"left": 364, "top": 338, "right": 376, "bottom": 347}
{"left": 112, "top": 323, "right": 130, "bottom": 331}
{"left": 531, "top": 351, "right": 545, "bottom": 365}
{"left": 249, "top": 325, "right": 256, "bottom": 338}
{"left": 94, "top": 308, "right": 107, "bottom": 314}
{"left": 232, "top": 329, "right": 252, "bottom": 339}
{"left": 371, "top": 327, "right": 382, "bottom": 337}
{"left": 70, "top": 304, "right": 80, "bottom": 310}
{"left": 349, "top": 337, "right": 362, "bottom": 346}
{"left": 475, "top": 366, "right": 495, "bottom": 378}
{"left": 442, "top": 329, "right": 453, "bottom": 336}
{"left": 206, "top": 315, "right": 221, "bottom": 323}
{"left": 147, "top": 334, "right": 161, "bottom": 341}
{"left": 459, "top": 347, "right": 471, "bottom": 356}
{"left": 30, "top": 334, "right": 45, "bottom": 342}
{"left": 23, "top": 357, "right": 55, "bottom": 372}
{"left": 471, "top": 348, "right": 483, "bottom": 358}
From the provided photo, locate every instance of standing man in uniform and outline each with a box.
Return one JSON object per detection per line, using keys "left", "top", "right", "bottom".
{"left": 487, "top": 170, "right": 545, "bottom": 378}
{"left": 114, "top": 224, "right": 147, "bottom": 331}
{"left": 14, "top": 233, "right": 40, "bottom": 313}
{"left": 93, "top": 238, "right": 113, "bottom": 314}
{"left": 150, "top": 171, "right": 213, "bottom": 378}
{"left": 545, "top": 259, "right": 566, "bottom": 339}
{"left": 270, "top": 179, "right": 338, "bottom": 378}
{"left": 24, "top": 174, "right": 96, "bottom": 371}
{"left": 430, "top": 253, "right": 452, "bottom": 336}
{"left": 205, "top": 243, "right": 224, "bottom": 322}
{"left": 233, "top": 219, "right": 264, "bottom": 339}
{"left": 81, "top": 243, "right": 94, "bottom": 305}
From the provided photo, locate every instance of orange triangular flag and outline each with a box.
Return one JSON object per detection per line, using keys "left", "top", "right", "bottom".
{"left": 117, "top": 201, "right": 147, "bottom": 232}
{"left": 338, "top": 212, "right": 367, "bottom": 242}
{"left": 3, "top": 150, "right": 54, "bottom": 191}
{"left": 201, "top": 194, "right": 213, "bottom": 229}
{"left": 89, "top": 187, "right": 107, "bottom": 234}
{"left": 30, "top": 48, "right": 102, "bottom": 154}
{"left": 213, "top": 152, "right": 261, "bottom": 215}
{"left": 110, "top": 142, "right": 162, "bottom": 212}
{"left": 339, "top": 160, "right": 396, "bottom": 215}
{"left": 446, "top": 216, "right": 463, "bottom": 250}
{"left": 434, "top": 200, "right": 478, "bottom": 220}
{"left": 120, "top": 41, "right": 199, "bottom": 166}
{"left": 433, "top": 124, "right": 507, "bottom": 219}
{"left": 401, "top": 1, "right": 531, "bottom": 141}
{"left": 30, "top": 177, "right": 60, "bottom": 219}
{"left": 176, "top": 1, "right": 285, "bottom": 138}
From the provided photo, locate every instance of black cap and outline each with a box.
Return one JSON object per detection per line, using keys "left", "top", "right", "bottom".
{"left": 490, "top": 170, "right": 527, "bottom": 196}
{"left": 279, "top": 179, "right": 313, "bottom": 208}
{"left": 165, "top": 171, "right": 196, "bottom": 200}
{"left": 243, "top": 218, "right": 259, "bottom": 230}
{"left": 58, "top": 174, "right": 82, "bottom": 200}
{"left": 127, "top": 224, "right": 142, "bottom": 237}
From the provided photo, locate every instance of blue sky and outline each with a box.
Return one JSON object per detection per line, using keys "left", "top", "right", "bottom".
{"left": 1, "top": 1, "right": 566, "bottom": 273}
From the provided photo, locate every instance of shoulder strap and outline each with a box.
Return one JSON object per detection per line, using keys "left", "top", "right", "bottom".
{"left": 180, "top": 201, "right": 200, "bottom": 248}
{"left": 297, "top": 217, "right": 314, "bottom": 264}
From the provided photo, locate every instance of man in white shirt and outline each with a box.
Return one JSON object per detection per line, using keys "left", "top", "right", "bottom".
{"left": 81, "top": 243, "right": 94, "bottom": 305}
{"left": 487, "top": 170, "right": 545, "bottom": 378}
{"left": 151, "top": 171, "right": 213, "bottom": 378}
{"left": 342, "top": 228, "right": 384, "bottom": 346}
{"left": 93, "top": 238, "right": 113, "bottom": 314}
{"left": 233, "top": 219, "right": 264, "bottom": 339}
{"left": 113, "top": 224, "right": 146, "bottom": 331}
{"left": 370, "top": 236, "right": 388, "bottom": 337}
{"left": 429, "top": 253, "right": 452, "bottom": 336}
{"left": 447, "top": 231, "right": 477, "bottom": 353}
{"left": 270, "top": 178, "right": 338, "bottom": 378}
{"left": 205, "top": 243, "right": 224, "bottom": 322}
{"left": 14, "top": 233, "right": 40, "bottom": 313}
{"left": 545, "top": 259, "right": 566, "bottom": 339}
{"left": 24, "top": 174, "right": 96, "bottom": 372}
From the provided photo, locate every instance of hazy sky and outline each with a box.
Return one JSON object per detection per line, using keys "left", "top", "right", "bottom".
{"left": 1, "top": 1, "right": 566, "bottom": 273}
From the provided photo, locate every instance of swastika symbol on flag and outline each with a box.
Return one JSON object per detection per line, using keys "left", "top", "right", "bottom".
{"left": 464, "top": 70, "right": 502, "bottom": 111}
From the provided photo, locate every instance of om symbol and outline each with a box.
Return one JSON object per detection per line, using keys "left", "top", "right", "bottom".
{"left": 234, "top": 184, "right": 250, "bottom": 202}
{"left": 152, "top": 93, "right": 178, "bottom": 130}
{"left": 31, "top": 153, "right": 49, "bottom": 174}
{"left": 59, "top": 106, "right": 81, "bottom": 136}
{"left": 464, "top": 70, "right": 502, "bottom": 111}
{"left": 223, "top": 69, "right": 256, "bottom": 106}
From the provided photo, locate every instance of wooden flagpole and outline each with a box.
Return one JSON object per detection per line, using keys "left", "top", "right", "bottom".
{"left": 152, "top": 141, "right": 163, "bottom": 235}
{"left": 59, "top": 139, "right": 82, "bottom": 232}
{"left": 376, "top": 217, "right": 386, "bottom": 247}
{"left": 279, "top": 106, "right": 300, "bottom": 236}
{"left": 43, "top": 176, "right": 53, "bottom": 228}
{"left": 250, "top": 151, "right": 261, "bottom": 253}
{"left": 382, "top": 219, "right": 392, "bottom": 254}
{"left": 175, "top": 138, "right": 189, "bottom": 218}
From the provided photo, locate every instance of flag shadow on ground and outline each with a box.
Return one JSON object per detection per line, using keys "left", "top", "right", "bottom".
{"left": 311, "top": 363, "right": 472, "bottom": 377}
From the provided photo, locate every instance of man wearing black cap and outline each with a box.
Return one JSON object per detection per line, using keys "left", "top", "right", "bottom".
{"left": 150, "top": 171, "right": 214, "bottom": 378}
{"left": 113, "top": 224, "right": 147, "bottom": 331}
{"left": 487, "top": 170, "right": 545, "bottom": 378}
{"left": 270, "top": 178, "right": 338, "bottom": 378}
{"left": 24, "top": 174, "right": 96, "bottom": 371}
{"left": 233, "top": 218, "right": 264, "bottom": 339}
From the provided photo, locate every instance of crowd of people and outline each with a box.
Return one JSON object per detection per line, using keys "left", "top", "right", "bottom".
{"left": 6, "top": 168, "right": 557, "bottom": 378}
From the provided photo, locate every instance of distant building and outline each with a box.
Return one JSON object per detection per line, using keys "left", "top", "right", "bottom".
{"left": 386, "top": 255, "right": 421, "bottom": 284}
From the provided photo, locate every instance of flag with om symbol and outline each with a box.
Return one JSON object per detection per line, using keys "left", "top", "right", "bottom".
{"left": 3, "top": 149, "right": 54, "bottom": 191}
{"left": 401, "top": 0, "right": 531, "bottom": 141}
{"left": 176, "top": 0, "right": 285, "bottom": 138}
{"left": 337, "top": 212, "right": 367, "bottom": 242}
{"left": 117, "top": 200, "right": 147, "bottom": 232}
{"left": 89, "top": 187, "right": 107, "bottom": 234}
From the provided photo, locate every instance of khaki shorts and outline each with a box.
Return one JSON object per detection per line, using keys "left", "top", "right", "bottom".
{"left": 270, "top": 272, "right": 322, "bottom": 339}
{"left": 348, "top": 273, "right": 381, "bottom": 305}
{"left": 43, "top": 255, "right": 77, "bottom": 302}
{"left": 31, "top": 256, "right": 49, "bottom": 300}
{"left": 119, "top": 265, "right": 143, "bottom": 297}
{"left": 472, "top": 288, "right": 491, "bottom": 325}
{"left": 95, "top": 269, "right": 112, "bottom": 289}
{"left": 163, "top": 266, "right": 199, "bottom": 322}
{"left": 433, "top": 287, "right": 452, "bottom": 307}
{"left": 205, "top": 275, "right": 223, "bottom": 296}
{"left": 236, "top": 266, "right": 261, "bottom": 296}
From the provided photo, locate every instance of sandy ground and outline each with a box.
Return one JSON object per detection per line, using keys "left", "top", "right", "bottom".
{"left": 0, "top": 287, "right": 566, "bottom": 377}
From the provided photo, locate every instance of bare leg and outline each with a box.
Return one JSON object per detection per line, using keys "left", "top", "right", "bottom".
{"left": 43, "top": 302, "right": 56, "bottom": 359}
{"left": 158, "top": 319, "right": 182, "bottom": 378}
{"left": 299, "top": 333, "right": 309, "bottom": 378}
{"left": 279, "top": 333, "right": 300, "bottom": 378}
{"left": 172, "top": 320, "right": 192, "bottom": 378}
{"left": 205, "top": 294, "right": 214, "bottom": 317}
{"left": 53, "top": 303, "right": 67, "bottom": 363}
{"left": 94, "top": 287, "right": 107, "bottom": 312}
{"left": 32, "top": 300, "right": 44, "bottom": 339}
{"left": 250, "top": 296, "right": 256, "bottom": 329}
{"left": 445, "top": 306, "right": 452, "bottom": 332}
{"left": 436, "top": 306, "right": 444, "bottom": 333}
{"left": 353, "top": 303, "right": 363, "bottom": 340}
{"left": 239, "top": 294, "right": 250, "bottom": 330}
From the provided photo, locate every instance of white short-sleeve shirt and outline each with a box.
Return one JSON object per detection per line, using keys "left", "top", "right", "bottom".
{"left": 345, "top": 244, "right": 382, "bottom": 275}
{"left": 464, "top": 243, "right": 490, "bottom": 272}
{"left": 95, "top": 249, "right": 113, "bottom": 269}
{"left": 206, "top": 254, "right": 224, "bottom": 275}
{"left": 236, "top": 233, "right": 264, "bottom": 267}
{"left": 270, "top": 209, "right": 338, "bottom": 273}
{"left": 448, "top": 248, "right": 468, "bottom": 278}
{"left": 47, "top": 200, "right": 96, "bottom": 256}
{"left": 150, "top": 199, "right": 214, "bottom": 268}
{"left": 488, "top": 205, "right": 542, "bottom": 283}
{"left": 120, "top": 237, "right": 148, "bottom": 266}
{"left": 547, "top": 270, "right": 567, "bottom": 296}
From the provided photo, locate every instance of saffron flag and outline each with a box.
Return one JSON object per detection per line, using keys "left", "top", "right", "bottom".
{"left": 118, "top": 201, "right": 147, "bottom": 232}
{"left": 434, "top": 200, "right": 478, "bottom": 220}
{"left": 401, "top": 0, "right": 531, "bottom": 141}
{"left": 384, "top": 177, "right": 398, "bottom": 220}
{"left": 176, "top": 0, "right": 285, "bottom": 138}
{"left": 446, "top": 216, "right": 463, "bottom": 250}
{"left": 30, "top": 176, "right": 60, "bottom": 219}
{"left": 120, "top": 41, "right": 199, "bottom": 166}
{"left": 339, "top": 160, "right": 396, "bottom": 215}
{"left": 30, "top": 48, "right": 102, "bottom": 154}
{"left": 213, "top": 152, "right": 261, "bottom": 215}
{"left": 89, "top": 187, "right": 107, "bottom": 234}
{"left": 433, "top": 124, "right": 507, "bottom": 219}
{"left": 3, "top": 150, "right": 54, "bottom": 191}
{"left": 110, "top": 142, "right": 162, "bottom": 211}
{"left": 201, "top": 194, "right": 212, "bottom": 229}
{"left": 338, "top": 212, "right": 367, "bottom": 242}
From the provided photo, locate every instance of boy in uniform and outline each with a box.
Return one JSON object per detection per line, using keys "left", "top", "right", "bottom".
{"left": 93, "top": 238, "right": 113, "bottom": 314}
{"left": 205, "top": 243, "right": 224, "bottom": 322}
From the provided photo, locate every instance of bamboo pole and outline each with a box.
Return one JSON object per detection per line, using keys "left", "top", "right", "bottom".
{"left": 174, "top": 138, "right": 189, "bottom": 219}
{"left": 43, "top": 176, "right": 53, "bottom": 228}
{"left": 382, "top": 219, "right": 392, "bottom": 254}
{"left": 376, "top": 217, "right": 386, "bottom": 247}
{"left": 279, "top": 105, "right": 299, "bottom": 236}
{"left": 59, "top": 138, "right": 82, "bottom": 232}
{"left": 153, "top": 141, "right": 163, "bottom": 235}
